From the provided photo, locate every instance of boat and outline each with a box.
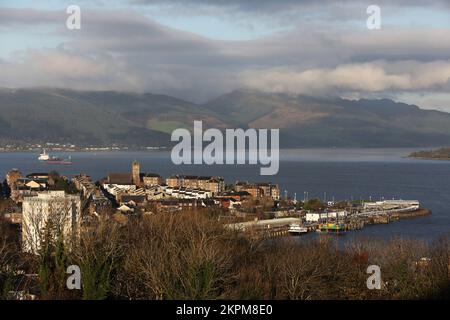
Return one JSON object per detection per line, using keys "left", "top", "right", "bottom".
{"left": 45, "top": 156, "right": 72, "bottom": 165}
{"left": 288, "top": 223, "right": 308, "bottom": 235}
{"left": 38, "top": 149, "right": 50, "bottom": 161}
{"left": 38, "top": 150, "right": 72, "bottom": 165}
{"left": 317, "top": 223, "right": 346, "bottom": 234}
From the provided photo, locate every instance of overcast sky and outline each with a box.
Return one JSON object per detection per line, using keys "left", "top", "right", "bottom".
{"left": 1, "top": 0, "right": 450, "bottom": 111}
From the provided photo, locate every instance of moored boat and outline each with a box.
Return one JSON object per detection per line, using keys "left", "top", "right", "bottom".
{"left": 288, "top": 223, "right": 308, "bottom": 235}
{"left": 317, "top": 223, "right": 346, "bottom": 234}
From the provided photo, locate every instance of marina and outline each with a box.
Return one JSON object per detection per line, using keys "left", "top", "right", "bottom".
{"left": 226, "top": 200, "right": 431, "bottom": 239}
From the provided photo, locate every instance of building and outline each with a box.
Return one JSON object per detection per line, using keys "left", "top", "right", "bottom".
{"left": 118, "top": 194, "right": 147, "bottom": 207}
{"left": 165, "top": 186, "right": 212, "bottom": 199}
{"left": 143, "top": 173, "right": 162, "bottom": 187}
{"left": 22, "top": 191, "right": 81, "bottom": 254}
{"left": 241, "top": 184, "right": 261, "bottom": 199}
{"left": 207, "top": 177, "right": 225, "bottom": 195}
{"left": 183, "top": 176, "right": 199, "bottom": 189}
{"left": 107, "top": 173, "right": 133, "bottom": 186}
{"left": 10, "top": 177, "right": 48, "bottom": 203}
{"left": 305, "top": 211, "right": 347, "bottom": 223}
{"left": 257, "top": 183, "right": 271, "bottom": 197}
{"left": 132, "top": 160, "right": 141, "bottom": 187}
{"left": 234, "top": 181, "right": 279, "bottom": 200}
{"left": 166, "top": 175, "right": 182, "bottom": 188}
{"left": 270, "top": 184, "right": 280, "bottom": 200}
{"left": 234, "top": 181, "right": 248, "bottom": 192}
{"left": 72, "top": 174, "right": 96, "bottom": 198}
{"left": 165, "top": 175, "right": 225, "bottom": 194}
{"left": 153, "top": 199, "right": 206, "bottom": 213}
{"left": 216, "top": 191, "right": 251, "bottom": 201}
{"left": 362, "top": 200, "right": 420, "bottom": 211}
{"left": 73, "top": 174, "right": 111, "bottom": 214}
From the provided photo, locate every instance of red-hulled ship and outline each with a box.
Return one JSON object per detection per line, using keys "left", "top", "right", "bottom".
{"left": 38, "top": 150, "right": 72, "bottom": 165}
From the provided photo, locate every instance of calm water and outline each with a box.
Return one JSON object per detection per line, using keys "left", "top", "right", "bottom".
{"left": 1, "top": 148, "right": 449, "bottom": 242}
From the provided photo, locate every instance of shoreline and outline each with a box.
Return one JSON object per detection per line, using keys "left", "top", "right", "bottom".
{"left": 409, "top": 156, "right": 450, "bottom": 161}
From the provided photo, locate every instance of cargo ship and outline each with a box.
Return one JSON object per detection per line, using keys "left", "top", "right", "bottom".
{"left": 38, "top": 150, "right": 72, "bottom": 165}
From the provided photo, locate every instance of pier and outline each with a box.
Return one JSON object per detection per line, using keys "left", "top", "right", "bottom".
{"left": 226, "top": 204, "right": 431, "bottom": 238}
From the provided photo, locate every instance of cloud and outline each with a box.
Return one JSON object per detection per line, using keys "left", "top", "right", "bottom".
{"left": 0, "top": 5, "right": 449, "bottom": 108}
{"left": 240, "top": 60, "right": 450, "bottom": 96}
{"left": 131, "top": 0, "right": 450, "bottom": 11}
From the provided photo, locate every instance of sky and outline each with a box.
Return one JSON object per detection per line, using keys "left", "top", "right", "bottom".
{"left": 1, "top": 0, "right": 450, "bottom": 111}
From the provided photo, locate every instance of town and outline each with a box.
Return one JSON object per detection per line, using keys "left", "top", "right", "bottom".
{"left": 0, "top": 161, "right": 442, "bottom": 301}
{"left": 0, "top": 160, "right": 430, "bottom": 253}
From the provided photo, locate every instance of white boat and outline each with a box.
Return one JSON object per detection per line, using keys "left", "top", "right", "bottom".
{"left": 38, "top": 149, "right": 50, "bottom": 161}
{"left": 288, "top": 223, "right": 308, "bottom": 235}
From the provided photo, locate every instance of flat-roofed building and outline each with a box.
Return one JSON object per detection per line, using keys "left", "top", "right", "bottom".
{"left": 22, "top": 191, "right": 81, "bottom": 254}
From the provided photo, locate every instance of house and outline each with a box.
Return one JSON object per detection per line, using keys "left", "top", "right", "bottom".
{"left": 118, "top": 194, "right": 147, "bottom": 206}
{"left": 117, "top": 204, "right": 134, "bottom": 214}
{"left": 217, "top": 198, "right": 242, "bottom": 210}
{"left": 234, "top": 181, "right": 279, "bottom": 200}
{"left": 165, "top": 186, "right": 212, "bottom": 199}
{"left": 10, "top": 178, "right": 48, "bottom": 203}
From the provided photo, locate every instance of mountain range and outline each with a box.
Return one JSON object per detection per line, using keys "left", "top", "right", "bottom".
{"left": 1, "top": 88, "right": 450, "bottom": 148}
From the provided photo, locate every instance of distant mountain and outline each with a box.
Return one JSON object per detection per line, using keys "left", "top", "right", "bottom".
{"left": 1, "top": 88, "right": 450, "bottom": 148}
{"left": 0, "top": 88, "right": 226, "bottom": 147}
{"left": 204, "top": 90, "right": 450, "bottom": 147}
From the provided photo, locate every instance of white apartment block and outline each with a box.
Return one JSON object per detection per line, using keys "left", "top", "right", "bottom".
{"left": 22, "top": 191, "right": 81, "bottom": 254}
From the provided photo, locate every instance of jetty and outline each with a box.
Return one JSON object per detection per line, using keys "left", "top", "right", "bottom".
{"left": 226, "top": 200, "right": 431, "bottom": 238}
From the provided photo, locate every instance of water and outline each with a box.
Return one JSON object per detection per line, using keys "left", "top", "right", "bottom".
{"left": 1, "top": 148, "right": 449, "bottom": 242}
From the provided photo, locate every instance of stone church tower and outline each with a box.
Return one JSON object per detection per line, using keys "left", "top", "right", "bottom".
{"left": 132, "top": 160, "right": 141, "bottom": 186}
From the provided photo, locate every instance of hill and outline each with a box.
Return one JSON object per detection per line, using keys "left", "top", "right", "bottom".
{"left": 1, "top": 88, "right": 450, "bottom": 148}
{"left": 205, "top": 90, "right": 450, "bottom": 147}
{"left": 409, "top": 147, "right": 450, "bottom": 160}
{"left": 0, "top": 88, "right": 226, "bottom": 147}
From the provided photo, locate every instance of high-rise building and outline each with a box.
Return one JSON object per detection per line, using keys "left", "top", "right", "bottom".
{"left": 22, "top": 191, "right": 81, "bottom": 254}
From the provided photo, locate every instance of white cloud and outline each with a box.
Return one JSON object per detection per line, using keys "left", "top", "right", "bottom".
{"left": 0, "top": 6, "right": 449, "bottom": 107}
{"left": 240, "top": 60, "right": 450, "bottom": 95}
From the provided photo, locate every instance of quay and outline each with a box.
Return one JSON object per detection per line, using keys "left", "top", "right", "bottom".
{"left": 226, "top": 203, "right": 431, "bottom": 238}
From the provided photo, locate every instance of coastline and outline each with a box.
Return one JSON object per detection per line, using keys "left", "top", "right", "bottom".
{"left": 409, "top": 156, "right": 450, "bottom": 161}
